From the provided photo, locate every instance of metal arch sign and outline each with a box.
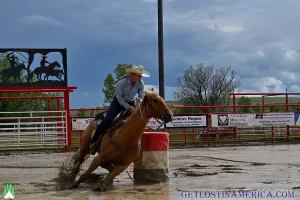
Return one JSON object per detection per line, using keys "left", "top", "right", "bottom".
{"left": 0, "top": 48, "right": 68, "bottom": 87}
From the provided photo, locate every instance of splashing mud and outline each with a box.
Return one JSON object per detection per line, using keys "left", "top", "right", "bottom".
{"left": 53, "top": 154, "right": 77, "bottom": 183}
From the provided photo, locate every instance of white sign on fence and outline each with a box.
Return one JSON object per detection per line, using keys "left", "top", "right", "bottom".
{"left": 212, "top": 112, "right": 298, "bottom": 127}
{"left": 72, "top": 118, "right": 94, "bottom": 131}
{"left": 72, "top": 115, "right": 207, "bottom": 131}
{"left": 254, "top": 112, "right": 294, "bottom": 126}
{"left": 211, "top": 114, "right": 254, "bottom": 127}
{"left": 146, "top": 118, "right": 165, "bottom": 129}
{"left": 166, "top": 115, "right": 207, "bottom": 128}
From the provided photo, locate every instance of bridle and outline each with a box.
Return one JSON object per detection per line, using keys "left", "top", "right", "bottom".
{"left": 139, "top": 95, "right": 165, "bottom": 130}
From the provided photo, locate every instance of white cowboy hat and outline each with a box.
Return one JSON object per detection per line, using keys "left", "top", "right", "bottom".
{"left": 125, "top": 65, "right": 150, "bottom": 77}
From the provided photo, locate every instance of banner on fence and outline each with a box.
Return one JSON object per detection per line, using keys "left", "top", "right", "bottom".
{"left": 146, "top": 115, "right": 207, "bottom": 129}
{"left": 72, "top": 115, "right": 207, "bottom": 131}
{"left": 254, "top": 112, "right": 294, "bottom": 126}
{"left": 211, "top": 114, "right": 254, "bottom": 127}
{"left": 72, "top": 118, "right": 94, "bottom": 131}
{"left": 212, "top": 112, "right": 300, "bottom": 127}
{"left": 147, "top": 118, "right": 165, "bottom": 129}
{"left": 165, "top": 115, "right": 207, "bottom": 128}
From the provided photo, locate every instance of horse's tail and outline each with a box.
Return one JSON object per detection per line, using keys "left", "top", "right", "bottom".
{"left": 68, "top": 119, "right": 96, "bottom": 181}
{"left": 76, "top": 119, "right": 96, "bottom": 160}
{"left": 29, "top": 71, "right": 33, "bottom": 80}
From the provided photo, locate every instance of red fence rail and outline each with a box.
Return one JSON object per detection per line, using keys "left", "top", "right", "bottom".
{"left": 69, "top": 103, "right": 300, "bottom": 149}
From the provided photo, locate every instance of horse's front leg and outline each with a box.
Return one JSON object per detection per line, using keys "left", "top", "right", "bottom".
{"left": 69, "top": 154, "right": 102, "bottom": 189}
{"left": 94, "top": 163, "right": 130, "bottom": 192}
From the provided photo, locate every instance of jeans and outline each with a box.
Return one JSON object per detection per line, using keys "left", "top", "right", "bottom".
{"left": 91, "top": 96, "right": 136, "bottom": 144}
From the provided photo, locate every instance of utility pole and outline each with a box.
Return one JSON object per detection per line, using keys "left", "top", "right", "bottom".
{"left": 157, "top": 0, "right": 165, "bottom": 99}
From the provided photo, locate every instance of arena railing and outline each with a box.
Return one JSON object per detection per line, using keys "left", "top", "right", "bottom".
{"left": 0, "top": 111, "right": 67, "bottom": 151}
{"left": 69, "top": 103, "right": 300, "bottom": 148}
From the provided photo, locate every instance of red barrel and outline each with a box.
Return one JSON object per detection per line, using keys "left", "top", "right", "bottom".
{"left": 133, "top": 132, "right": 169, "bottom": 184}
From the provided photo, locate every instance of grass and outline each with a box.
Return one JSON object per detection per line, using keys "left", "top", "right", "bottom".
{"left": 165, "top": 97, "right": 300, "bottom": 106}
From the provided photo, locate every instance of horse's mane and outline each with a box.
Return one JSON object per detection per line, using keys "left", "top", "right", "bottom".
{"left": 83, "top": 119, "right": 96, "bottom": 136}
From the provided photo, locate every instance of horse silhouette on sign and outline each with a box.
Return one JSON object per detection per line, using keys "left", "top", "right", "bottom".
{"left": 66, "top": 89, "right": 173, "bottom": 191}
{"left": 1, "top": 63, "right": 27, "bottom": 82}
{"left": 31, "top": 61, "right": 61, "bottom": 81}
{"left": 44, "top": 69, "right": 64, "bottom": 81}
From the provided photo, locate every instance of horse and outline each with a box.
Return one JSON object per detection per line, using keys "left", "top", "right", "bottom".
{"left": 30, "top": 61, "right": 61, "bottom": 81}
{"left": 1, "top": 63, "right": 26, "bottom": 83}
{"left": 44, "top": 69, "right": 64, "bottom": 81}
{"left": 67, "top": 89, "right": 173, "bottom": 191}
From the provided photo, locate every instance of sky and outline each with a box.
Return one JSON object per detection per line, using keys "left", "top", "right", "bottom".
{"left": 1, "top": 0, "right": 300, "bottom": 108}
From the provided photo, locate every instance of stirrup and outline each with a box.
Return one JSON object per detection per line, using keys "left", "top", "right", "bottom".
{"left": 89, "top": 142, "right": 98, "bottom": 154}
{"left": 84, "top": 153, "right": 90, "bottom": 161}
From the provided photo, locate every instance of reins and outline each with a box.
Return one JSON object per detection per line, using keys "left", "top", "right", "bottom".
{"left": 140, "top": 96, "right": 165, "bottom": 131}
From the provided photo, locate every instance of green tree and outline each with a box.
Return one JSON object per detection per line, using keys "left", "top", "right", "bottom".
{"left": 102, "top": 73, "right": 115, "bottom": 104}
{"left": 102, "top": 63, "right": 132, "bottom": 105}
{"left": 91, "top": 108, "right": 95, "bottom": 116}
{"left": 77, "top": 108, "right": 86, "bottom": 116}
{"left": 252, "top": 103, "right": 262, "bottom": 113}
{"left": 237, "top": 96, "right": 252, "bottom": 113}
{"left": 290, "top": 101, "right": 300, "bottom": 112}
{"left": 173, "top": 63, "right": 242, "bottom": 113}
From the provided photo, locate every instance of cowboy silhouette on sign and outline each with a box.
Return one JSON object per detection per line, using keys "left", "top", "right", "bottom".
{"left": 6, "top": 53, "right": 17, "bottom": 68}
{"left": 40, "top": 55, "right": 50, "bottom": 68}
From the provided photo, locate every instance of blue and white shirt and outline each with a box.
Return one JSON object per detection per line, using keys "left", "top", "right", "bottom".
{"left": 115, "top": 77, "right": 144, "bottom": 109}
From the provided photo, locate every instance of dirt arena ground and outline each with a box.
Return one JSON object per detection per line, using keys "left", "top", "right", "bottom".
{"left": 0, "top": 144, "right": 299, "bottom": 200}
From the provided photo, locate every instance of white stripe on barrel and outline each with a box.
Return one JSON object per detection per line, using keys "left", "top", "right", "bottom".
{"left": 133, "top": 132, "right": 169, "bottom": 184}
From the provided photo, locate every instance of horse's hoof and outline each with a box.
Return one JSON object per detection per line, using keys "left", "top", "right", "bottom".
{"left": 68, "top": 183, "right": 78, "bottom": 190}
{"left": 93, "top": 186, "right": 106, "bottom": 192}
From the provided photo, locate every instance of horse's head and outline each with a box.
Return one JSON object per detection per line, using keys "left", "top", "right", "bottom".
{"left": 53, "top": 61, "right": 61, "bottom": 68}
{"left": 141, "top": 89, "right": 173, "bottom": 123}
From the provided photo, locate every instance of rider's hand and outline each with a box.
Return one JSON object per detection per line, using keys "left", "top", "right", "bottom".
{"left": 136, "top": 98, "right": 141, "bottom": 104}
{"left": 128, "top": 106, "right": 135, "bottom": 113}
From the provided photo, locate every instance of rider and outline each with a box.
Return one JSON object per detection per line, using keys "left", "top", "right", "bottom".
{"left": 89, "top": 65, "right": 150, "bottom": 155}
{"left": 40, "top": 55, "right": 50, "bottom": 68}
{"left": 6, "top": 53, "right": 17, "bottom": 68}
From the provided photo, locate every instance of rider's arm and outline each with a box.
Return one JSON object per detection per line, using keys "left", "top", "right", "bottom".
{"left": 137, "top": 80, "right": 145, "bottom": 99}
{"left": 115, "top": 80, "right": 131, "bottom": 110}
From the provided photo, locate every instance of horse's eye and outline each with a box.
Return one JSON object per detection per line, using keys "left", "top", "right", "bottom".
{"left": 153, "top": 99, "right": 158, "bottom": 103}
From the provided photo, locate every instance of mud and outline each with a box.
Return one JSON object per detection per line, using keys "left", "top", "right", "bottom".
{"left": 0, "top": 144, "right": 300, "bottom": 199}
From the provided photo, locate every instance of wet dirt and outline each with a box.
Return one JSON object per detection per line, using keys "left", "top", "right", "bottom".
{"left": 0, "top": 144, "right": 300, "bottom": 199}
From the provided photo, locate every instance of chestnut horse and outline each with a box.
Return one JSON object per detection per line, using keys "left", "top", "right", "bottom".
{"left": 68, "top": 89, "right": 173, "bottom": 191}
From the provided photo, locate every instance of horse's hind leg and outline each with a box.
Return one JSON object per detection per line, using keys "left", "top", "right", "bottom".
{"left": 101, "top": 163, "right": 115, "bottom": 173}
{"left": 95, "top": 163, "right": 130, "bottom": 192}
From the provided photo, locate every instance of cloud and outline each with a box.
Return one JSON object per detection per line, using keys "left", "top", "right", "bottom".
{"left": 2, "top": 0, "right": 300, "bottom": 108}
{"left": 16, "top": 15, "right": 64, "bottom": 27}
{"left": 144, "top": 85, "right": 175, "bottom": 101}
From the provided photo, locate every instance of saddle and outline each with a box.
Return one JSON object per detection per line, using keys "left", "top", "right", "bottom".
{"left": 106, "top": 110, "right": 132, "bottom": 134}
{"left": 93, "top": 109, "right": 132, "bottom": 140}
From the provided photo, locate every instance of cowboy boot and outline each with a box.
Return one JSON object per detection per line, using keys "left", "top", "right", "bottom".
{"left": 89, "top": 134, "right": 104, "bottom": 155}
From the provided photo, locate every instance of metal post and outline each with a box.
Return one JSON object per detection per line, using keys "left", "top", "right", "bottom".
{"left": 158, "top": 0, "right": 165, "bottom": 99}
